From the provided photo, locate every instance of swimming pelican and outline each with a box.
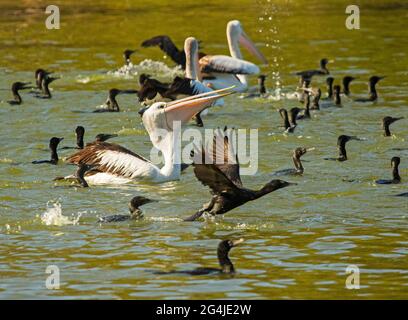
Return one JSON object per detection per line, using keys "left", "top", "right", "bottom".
{"left": 200, "top": 20, "right": 268, "bottom": 92}
{"left": 65, "top": 89, "right": 232, "bottom": 185}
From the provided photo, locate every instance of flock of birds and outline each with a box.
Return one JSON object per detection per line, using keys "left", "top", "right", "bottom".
{"left": 5, "top": 19, "right": 407, "bottom": 275}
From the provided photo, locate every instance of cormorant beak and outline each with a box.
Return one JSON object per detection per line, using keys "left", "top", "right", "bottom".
{"left": 164, "top": 87, "right": 235, "bottom": 126}
{"left": 287, "top": 182, "right": 298, "bottom": 186}
{"left": 306, "top": 148, "right": 316, "bottom": 152}
{"left": 58, "top": 137, "right": 64, "bottom": 142}
{"left": 120, "top": 89, "right": 138, "bottom": 95}
{"left": 231, "top": 238, "right": 245, "bottom": 247}
{"left": 239, "top": 30, "right": 268, "bottom": 64}
{"left": 21, "top": 82, "right": 32, "bottom": 90}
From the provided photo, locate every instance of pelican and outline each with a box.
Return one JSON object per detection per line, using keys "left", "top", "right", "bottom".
{"left": 65, "top": 88, "right": 232, "bottom": 185}
{"left": 137, "top": 37, "right": 224, "bottom": 126}
{"left": 200, "top": 20, "right": 268, "bottom": 92}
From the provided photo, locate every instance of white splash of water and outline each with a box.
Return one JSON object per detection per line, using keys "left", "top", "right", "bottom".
{"left": 41, "top": 201, "right": 81, "bottom": 226}
{"left": 108, "top": 59, "right": 183, "bottom": 80}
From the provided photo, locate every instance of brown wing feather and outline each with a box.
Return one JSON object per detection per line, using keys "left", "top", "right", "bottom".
{"left": 193, "top": 164, "right": 240, "bottom": 196}
{"left": 66, "top": 142, "right": 151, "bottom": 178}
{"left": 193, "top": 127, "right": 242, "bottom": 189}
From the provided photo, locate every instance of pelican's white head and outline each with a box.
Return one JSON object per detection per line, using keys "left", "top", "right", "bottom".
{"left": 226, "top": 20, "right": 268, "bottom": 64}
{"left": 141, "top": 89, "right": 234, "bottom": 148}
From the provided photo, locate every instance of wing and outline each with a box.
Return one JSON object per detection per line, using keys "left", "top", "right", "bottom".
{"left": 141, "top": 35, "right": 186, "bottom": 67}
{"left": 193, "top": 164, "right": 241, "bottom": 196}
{"left": 199, "top": 55, "right": 260, "bottom": 75}
{"left": 66, "top": 142, "right": 154, "bottom": 179}
{"left": 193, "top": 127, "right": 242, "bottom": 192}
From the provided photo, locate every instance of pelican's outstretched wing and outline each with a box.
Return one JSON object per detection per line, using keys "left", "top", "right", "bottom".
{"left": 67, "top": 142, "right": 155, "bottom": 179}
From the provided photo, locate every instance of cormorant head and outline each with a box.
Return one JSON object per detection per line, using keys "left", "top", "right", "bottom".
{"left": 290, "top": 107, "right": 302, "bottom": 118}
{"left": 320, "top": 58, "right": 329, "bottom": 68}
{"left": 75, "top": 126, "right": 85, "bottom": 137}
{"left": 333, "top": 85, "right": 341, "bottom": 94}
{"left": 218, "top": 239, "right": 244, "bottom": 253}
{"left": 263, "top": 179, "right": 296, "bottom": 193}
{"left": 139, "top": 73, "right": 150, "bottom": 85}
{"left": 337, "top": 135, "right": 361, "bottom": 146}
{"left": 95, "top": 133, "right": 118, "bottom": 142}
{"left": 369, "top": 76, "right": 385, "bottom": 85}
{"left": 258, "top": 75, "right": 266, "bottom": 82}
{"left": 391, "top": 156, "right": 400, "bottom": 168}
{"left": 49, "top": 137, "right": 64, "bottom": 149}
{"left": 343, "top": 76, "right": 356, "bottom": 85}
{"left": 293, "top": 147, "right": 308, "bottom": 160}
{"left": 123, "top": 49, "right": 135, "bottom": 61}
{"left": 109, "top": 88, "right": 122, "bottom": 98}
{"left": 326, "top": 77, "right": 334, "bottom": 85}
{"left": 128, "top": 196, "right": 156, "bottom": 213}
{"left": 383, "top": 116, "right": 403, "bottom": 127}
{"left": 12, "top": 81, "right": 31, "bottom": 92}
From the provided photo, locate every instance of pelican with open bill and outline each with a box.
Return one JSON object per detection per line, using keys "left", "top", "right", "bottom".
{"left": 65, "top": 87, "right": 234, "bottom": 185}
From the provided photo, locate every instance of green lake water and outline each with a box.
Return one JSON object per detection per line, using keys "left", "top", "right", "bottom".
{"left": 0, "top": 0, "right": 407, "bottom": 299}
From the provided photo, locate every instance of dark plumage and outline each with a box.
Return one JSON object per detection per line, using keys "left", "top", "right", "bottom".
{"left": 141, "top": 35, "right": 187, "bottom": 68}
{"left": 354, "top": 76, "right": 385, "bottom": 102}
{"left": 35, "top": 76, "right": 58, "bottom": 99}
{"left": 98, "top": 196, "right": 156, "bottom": 222}
{"left": 382, "top": 116, "right": 403, "bottom": 137}
{"left": 35, "top": 69, "right": 52, "bottom": 90}
{"left": 154, "top": 239, "right": 244, "bottom": 275}
{"left": 376, "top": 157, "right": 401, "bottom": 185}
{"left": 184, "top": 128, "right": 295, "bottom": 221}
{"left": 94, "top": 133, "right": 118, "bottom": 143}
{"left": 75, "top": 163, "right": 96, "bottom": 187}
{"left": 324, "top": 135, "right": 362, "bottom": 162}
{"left": 123, "top": 49, "right": 136, "bottom": 65}
{"left": 296, "top": 58, "right": 330, "bottom": 82}
{"left": 60, "top": 126, "right": 85, "bottom": 150}
{"left": 323, "top": 77, "right": 334, "bottom": 100}
{"left": 273, "top": 147, "right": 313, "bottom": 176}
{"left": 8, "top": 82, "right": 31, "bottom": 105}
{"left": 342, "top": 76, "right": 356, "bottom": 96}
{"left": 32, "top": 137, "right": 64, "bottom": 165}
{"left": 94, "top": 88, "right": 138, "bottom": 113}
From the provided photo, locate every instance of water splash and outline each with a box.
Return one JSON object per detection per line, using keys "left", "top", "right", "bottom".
{"left": 107, "top": 59, "right": 183, "bottom": 80}
{"left": 41, "top": 201, "right": 81, "bottom": 226}
{"left": 257, "top": 0, "right": 284, "bottom": 100}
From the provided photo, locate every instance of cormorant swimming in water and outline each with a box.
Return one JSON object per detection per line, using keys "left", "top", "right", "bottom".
{"left": 34, "top": 69, "right": 52, "bottom": 90}
{"left": 342, "top": 76, "right": 356, "bottom": 96}
{"left": 273, "top": 147, "right": 314, "bottom": 176}
{"left": 35, "top": 76, "right": 59, "bottom": 99}
{"left": 154, "top": 239, "right": 244, "bottom": 275}
{"left": 32, "top": 137, "right": 64, "bottom": 165}
{"left": 311, "top": 88, "right": 321, "bottom": 110}
{"left": 8, "top": 82, "right": 31, "bottom": 105}
{"left": 333, "top": 85, "right": 342, "bottom": 106}
{"left": 382, "top": 116, "right": 404, "bottom": 137}
{"left": 296, "top": 58, "right": 331, "bottom": 83}
{"left": 184, "top": 128, "right": 295, "bottom": 221}
{"left": 376, "top": 157, "right": 401, "bottom": 185}
{"left": 297, "top": 93, "right": 311, "bottom": 119}
{"left": 324, "top": 135, "right": 362, "bottom": 162}
{"left": 123, "top": 49, "right": 136, "bottom": 65}
{"left": 354, "top": 76, "right": 385, "bottom": 102}
{"left": 94, "top": 88, "right": 138, "bottom": 112}
{"left": 278, "top": 108, "right": 294, "bottom": 133}
{"left": 60, "top": 126, "right": 85, "bottom": 150}
{"left": 98, "top": 196, "right": 156, "bottom": 222}
{"left": 242, "top": 75, "right": 267, "bottom": 98}
{"left": 322, "top": 77, "right": 334, "bottom": 100}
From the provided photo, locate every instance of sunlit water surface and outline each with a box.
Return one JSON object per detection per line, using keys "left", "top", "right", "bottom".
{"left": 0, "top": 0, "right": 407, "bottom": 299}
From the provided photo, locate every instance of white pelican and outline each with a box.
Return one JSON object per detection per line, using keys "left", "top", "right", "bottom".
{"left": 201, "top": 20, "right": 268, "bottom": 92}
{"left": 65, "top": 88, "right": 232, "bottom": 185}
